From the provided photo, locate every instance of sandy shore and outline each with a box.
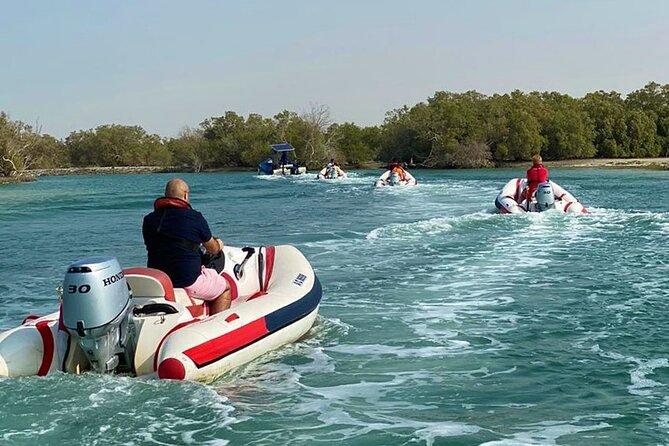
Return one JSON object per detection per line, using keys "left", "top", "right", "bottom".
{"left": 499, "top": 158, "right": 669, "bottom": 170}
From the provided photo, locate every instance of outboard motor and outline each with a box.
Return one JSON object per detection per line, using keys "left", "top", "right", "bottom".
{"left": 61, "top": 256, "right": 134, "bottom": 373}
{"left": 389, "top": 172, "right": 401, "bottom": 186}
{"left": 534, "top": 182, "right": 556, "bottom": 211}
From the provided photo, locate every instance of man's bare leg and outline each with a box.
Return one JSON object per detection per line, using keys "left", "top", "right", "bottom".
{"left": 210, "top": 286, "right": 232, "bottom": 314}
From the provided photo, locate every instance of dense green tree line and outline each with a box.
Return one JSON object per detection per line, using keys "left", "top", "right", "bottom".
{"left": 2, "top": 82, "right": 669, "bottom": 176}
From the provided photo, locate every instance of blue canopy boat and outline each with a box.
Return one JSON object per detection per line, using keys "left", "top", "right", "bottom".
{"left": 258, "top": 144, "right": 307, "bottom": 176}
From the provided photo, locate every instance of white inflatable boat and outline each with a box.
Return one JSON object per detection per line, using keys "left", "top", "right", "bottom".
{"left": 0, "top": 245, "right": 321, "bottom": 382}
{"left": 374, "top": 170, "right": 417, "bottom": 187}
{"left": 317, "top": 166, "right": 347, "bottom": 180}
{"left": 495, "top": 178, "right": 587, "bottom": 214}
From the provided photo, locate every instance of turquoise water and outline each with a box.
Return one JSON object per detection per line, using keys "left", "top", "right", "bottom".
{"left": 1, "top": 169, "right": 669, "bottom": 445}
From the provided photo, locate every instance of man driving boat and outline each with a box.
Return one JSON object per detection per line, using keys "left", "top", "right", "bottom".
{"left": 142, "top": 178, "right": 232, "bottom": 314}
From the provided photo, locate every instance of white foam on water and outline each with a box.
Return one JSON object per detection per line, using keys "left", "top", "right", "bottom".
{"left": 414, "top": 423, "right": 483, "bottom": 446}
{"left": 366, "top": 211, "right": 499, "bottom": 241}
{"left": 629, "top": 358, "right": 669, "bottom": 396}
{"left": 478, "top": 414, "right": 621, "bottom": 445}
{"left": 325, "top": 343, "right": 478, "bottom": 359}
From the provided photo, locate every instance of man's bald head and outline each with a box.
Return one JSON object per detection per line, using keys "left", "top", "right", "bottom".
{"left": 165, "top": 178, "right": 190, "bottom": 201}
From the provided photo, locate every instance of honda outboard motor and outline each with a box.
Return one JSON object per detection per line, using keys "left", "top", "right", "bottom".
{"left": 389, "top": 172, "right": 401, "bottom": 186}
{"left": 535, "top": 182, "right": 556, "bottom": 211}
{"left": 61, "top": 256, "right": 134, "bottom": 373}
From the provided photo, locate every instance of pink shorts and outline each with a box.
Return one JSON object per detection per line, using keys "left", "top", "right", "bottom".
{"left": 184, "top": 266, "right": 229, "bottom": 301}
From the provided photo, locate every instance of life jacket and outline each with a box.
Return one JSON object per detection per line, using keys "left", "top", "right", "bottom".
{"left": 154, "top": 196, "right": 191, "bottom": 211}
{"left": 391, "top": 166, "right": 406, "bottom": 180}
{"left": 526, "top": 165, "right": 548, "bottom": 197}
{"left": 152, "top": 197, "right": 200, "bottom": 253}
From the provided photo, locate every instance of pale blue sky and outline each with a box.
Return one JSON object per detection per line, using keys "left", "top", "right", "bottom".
{"left": 2, "top": 0, "right": 668, "bottom": 138}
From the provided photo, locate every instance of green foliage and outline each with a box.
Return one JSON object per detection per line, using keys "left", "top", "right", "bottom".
{"left": 165, "top": 127, "right": 212, "bottom": 172}
{"left": 626, "top": 82, "right": 669, "bottom": 156}
{"left": 328, "top": 122, "right": 381, "bottom": 166}
{"left": 66, "top": 125, "right": 170, "bottom": 167}
{"left": 537, "top": 92, "right": 596, "bottom": 160}
{"left": 0, "top": 112, "right": 53, "bottom": 175}
{"left": 4, "top": 82, "right": 669, "bottom": 174}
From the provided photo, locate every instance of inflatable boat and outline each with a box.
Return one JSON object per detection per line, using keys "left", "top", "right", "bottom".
{"left": 0, "top": 245, "right": 321, "bottom": 382}
{"left": 317, "top": 166, "right": 347, "bottom": 180}
{"left": 495, "top": 179, "right": 587, "bottom": 214}
{"left": 374, "top": 170, "right": 417, "bottom": 187}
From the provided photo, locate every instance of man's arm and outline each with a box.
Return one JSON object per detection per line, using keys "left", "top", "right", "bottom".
{"left": 203, "top": 237, "right": 224, "bottom": 255}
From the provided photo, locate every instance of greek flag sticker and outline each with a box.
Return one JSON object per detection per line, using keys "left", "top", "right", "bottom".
{"left": 293, "top": 273, "right": 307, "bottom": 286}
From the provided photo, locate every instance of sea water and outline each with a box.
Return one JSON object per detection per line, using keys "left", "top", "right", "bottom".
{"left": 0, "top": 169, "right": 668, "bottom": 445}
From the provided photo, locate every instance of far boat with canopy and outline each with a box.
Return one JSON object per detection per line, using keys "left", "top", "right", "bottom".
{"left": 258, "top": 143, "right": 307, "bottom": 176}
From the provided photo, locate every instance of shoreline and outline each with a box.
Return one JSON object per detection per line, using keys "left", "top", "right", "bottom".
{"left": 497, "top": 157, "right": 669, "bottom": 170}
{"left": 1, "top": 157, "right": 667, "bottom": 185}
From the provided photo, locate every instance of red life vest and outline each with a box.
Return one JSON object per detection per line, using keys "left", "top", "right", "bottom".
{"left": 526, "top": 165, "right": 548, "bottom": 196}
{"left": 391, "top": 166, "right": 406, "bottom": 180}
{"left": 154, "top": 196, "right": 192, "bottom": 211}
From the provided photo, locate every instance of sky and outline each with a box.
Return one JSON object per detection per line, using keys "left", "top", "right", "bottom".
{"left": 2, "top": 0, "right": 669, "bottom": 139}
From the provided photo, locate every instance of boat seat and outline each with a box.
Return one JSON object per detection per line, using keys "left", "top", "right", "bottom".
{"left": 124, "top": 268, "right": 209, "bottom": 318}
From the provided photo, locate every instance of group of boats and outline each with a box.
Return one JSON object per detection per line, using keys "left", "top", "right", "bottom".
{"left": 0, "top": 147, "right": 588, "bottom": 383}
{"left": 257, "top": 143, "right": 417, "bottom": 187}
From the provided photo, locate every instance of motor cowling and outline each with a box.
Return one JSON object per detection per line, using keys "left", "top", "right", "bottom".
{"left": 535, "top": 182, "right": 555, "bottom": 211}
{"left": 62, "top": 256, "right": 133, "bottom": 373}
{"left": 389, "top": 172, "right": 401, "bottom": 185}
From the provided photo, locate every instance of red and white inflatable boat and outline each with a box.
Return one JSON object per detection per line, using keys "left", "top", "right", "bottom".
{"left": 374, "top": 170, "right": 417, "bottom": 187}
{"left": 0, "top": 245, "right": 322, "bottom": 382}
{"left": 495, "top": 178, "right": 587, "bottom": 214}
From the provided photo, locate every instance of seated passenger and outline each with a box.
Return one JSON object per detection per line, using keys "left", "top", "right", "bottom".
{"left": 142, "top": 178, "right": 232, "bottom": 314}
{"left": 391, "top": 164, "right": 407, "bottom": 181}
{"left": 525, "top": 154, "right": 548, "bottom": 199}
{"left": 333, "top": 163, "right": 345, "bottom": 177}
{"left": 388, "top": 158, "right": 402, "bottom": 171}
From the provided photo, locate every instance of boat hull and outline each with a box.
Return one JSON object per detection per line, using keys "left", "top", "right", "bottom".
{"left": 0, "top": 245, "right": 322, "bottom": 382}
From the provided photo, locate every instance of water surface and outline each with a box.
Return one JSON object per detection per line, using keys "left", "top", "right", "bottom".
{"left": 1, "top": 168, "right": 668, "bottom": 445}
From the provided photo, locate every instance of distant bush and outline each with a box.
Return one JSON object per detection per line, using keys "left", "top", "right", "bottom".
{"left": 423, "top": 142, "right": 493, "bottom": 168}
{"left": 448, "top": 143, "right": 494, "bottom": 168}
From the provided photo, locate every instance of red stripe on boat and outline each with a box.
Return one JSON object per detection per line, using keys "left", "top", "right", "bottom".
{"left": 248, "top": 291, "right": 267, "bottom": 300}
{"left": 514, "top": 179, "right": 522, "bottom": 202}
{"left": 184, "top": 318, "right": 268, "bottom": 367}
{"left": 582, "top": 208, "right": 588, "bottom": 214}
{"left": 123, "top": 268, "right": 176, "bottom": 302}
{"left": 564, "top": 202, "right": 573, "bottom": 212}
{"left": 225, "top": 313, "right": 239, "bottom": 322}
{"left": 221, "top": 272, "right": 238, "bottom": 300}
{"left": 36, "top": 321, "right": 54, "bottom": 376}
{"left": 153, "top": 319, "right": 201, "bottom": 371}
{"left": 22, "top": 315, "right": 40, "bottom": 325}
{"left": 263, "top": 247, "right": 275, "bottom": 291}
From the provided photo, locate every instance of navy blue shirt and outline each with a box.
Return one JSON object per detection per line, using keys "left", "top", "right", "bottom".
{"left": 142, "top": 203, "right": 212, "bottom": 288}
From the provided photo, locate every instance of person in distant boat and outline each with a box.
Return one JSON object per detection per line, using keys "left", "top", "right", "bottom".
{"left": 327, "top": 159, "right": 335, "bottom": 169}
{"left": 333, "top": 162, "right": 345, "bottom": 177}
{"left": 388, "top": 158, "right": 402, "bottom": 171}
{"left": 142, "top": 178, "right": 232, "bottom": 314}
{"left": 525, "top": 154, "right": 549, "bottom": 200}
{"left": 390, "top": 162, "right": 407, "bottom": 182}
